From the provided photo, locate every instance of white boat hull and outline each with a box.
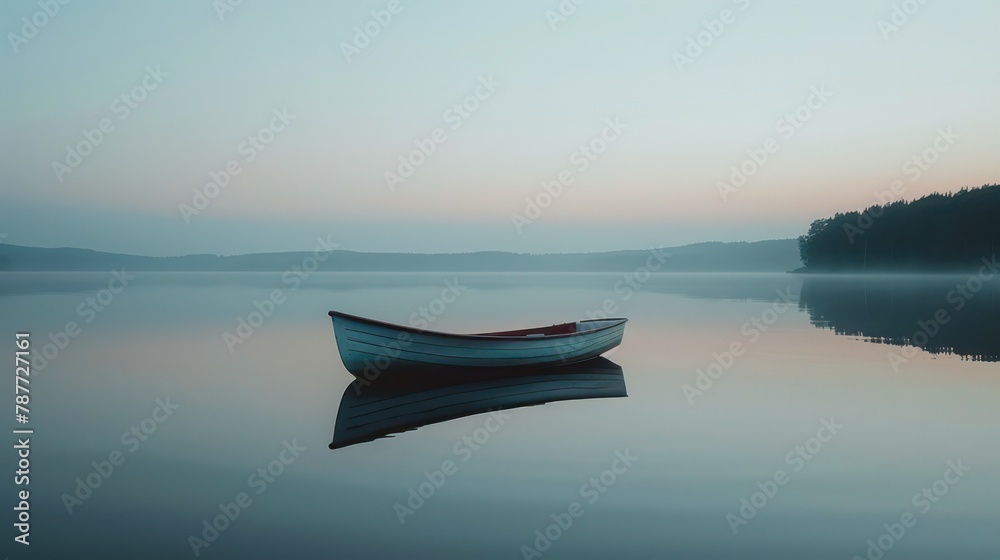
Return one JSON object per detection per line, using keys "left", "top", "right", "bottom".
{"left": 329, "top": 311, "right": 627, "bottom": 378}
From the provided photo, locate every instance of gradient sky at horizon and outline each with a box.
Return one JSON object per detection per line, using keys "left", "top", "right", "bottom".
{"left": 2, "top": 0, "right": 998, "bottom": 256}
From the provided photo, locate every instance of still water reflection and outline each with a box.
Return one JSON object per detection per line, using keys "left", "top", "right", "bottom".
{"left": 0, "top": 271, "right": 996, "bottom": 559}
{"left": 332, "top": 358, "right": 626, "bottom": 449}
{"left": 799, "top": 274, "right": 999, "bottom": 361}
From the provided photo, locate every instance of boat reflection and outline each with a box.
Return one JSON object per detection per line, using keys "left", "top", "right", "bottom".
{"left": 330, "top": 357, "right": 627, "bottom": 449}
{"left": 799, "top": 275, "right": 1000, "bottom": 362}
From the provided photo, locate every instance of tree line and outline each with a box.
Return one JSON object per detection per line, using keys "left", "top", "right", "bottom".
{"left": 798, "top": 184, "right": 1000, "bottom": 271}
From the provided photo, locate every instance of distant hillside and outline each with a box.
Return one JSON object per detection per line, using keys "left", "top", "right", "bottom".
{"left": 798, "top": 184, "right": 1000, "bottom": 272}
{"left": 0, "top": 239, "right": 801, "bottom": 272}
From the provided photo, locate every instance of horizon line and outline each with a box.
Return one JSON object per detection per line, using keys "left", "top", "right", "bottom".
{"left": 0, "top": 238, "right": 796, "bottom": 260}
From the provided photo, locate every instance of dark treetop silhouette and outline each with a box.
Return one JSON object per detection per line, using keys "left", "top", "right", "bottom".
{"left": 797, "top": 184, "right": 1000, "bottom": 272}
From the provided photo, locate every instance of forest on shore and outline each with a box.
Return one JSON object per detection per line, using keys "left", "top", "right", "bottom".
{"left": 797, "top": 184, "right": 999, "bottom": 272}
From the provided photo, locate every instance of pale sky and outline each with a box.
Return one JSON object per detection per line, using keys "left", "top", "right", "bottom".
{"left": 2, "top": 0, "right": 998, "bottom": 255}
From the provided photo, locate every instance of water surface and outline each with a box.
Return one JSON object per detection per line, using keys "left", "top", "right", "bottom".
{"left": 2, "top": 272, "right": 998, "bottom": 559}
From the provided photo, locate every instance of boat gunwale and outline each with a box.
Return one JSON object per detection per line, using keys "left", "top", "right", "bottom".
{"left": 329, "top": 310, "right": 627, "bottom": 341}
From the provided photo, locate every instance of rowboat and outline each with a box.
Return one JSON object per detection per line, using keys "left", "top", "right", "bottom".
{"left": 328, "top": 311, "right": 627, "bottom": 379}
{"left": 331, "top": 357, "right": 626, "bottom": 448}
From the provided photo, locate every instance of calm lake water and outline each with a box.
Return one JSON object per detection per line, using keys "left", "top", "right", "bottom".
{"left": 2, "top": 272, "right": 998, "bottom": 559}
